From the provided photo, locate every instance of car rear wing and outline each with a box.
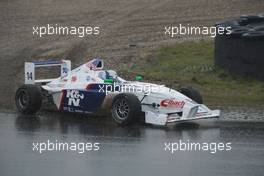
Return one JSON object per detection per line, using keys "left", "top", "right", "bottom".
{"left": 24, "top": 60, "right": 71, "bottom": 84}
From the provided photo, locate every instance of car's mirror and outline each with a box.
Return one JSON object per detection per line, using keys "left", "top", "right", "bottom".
{"left": 135, "top": 75, "right": 142, "bottom": 81}
{"left": 104, "top": 78, "right": 113, "bottom": 84}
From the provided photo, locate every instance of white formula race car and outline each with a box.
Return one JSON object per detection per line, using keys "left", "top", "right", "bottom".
{"left": 15, "top": 59, "right": 220, "bottom": 126}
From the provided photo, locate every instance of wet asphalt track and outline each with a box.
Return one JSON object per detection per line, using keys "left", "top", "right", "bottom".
{"left": 0, "top": 111, "right": 264, "bottom": 176}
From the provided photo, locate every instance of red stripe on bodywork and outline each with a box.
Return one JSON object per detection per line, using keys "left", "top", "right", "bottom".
{"left": 86, "top": 83, "right": 96, "bottom": 90}
{"left": 59, "top": 90, "right": 66, "bottom": 111}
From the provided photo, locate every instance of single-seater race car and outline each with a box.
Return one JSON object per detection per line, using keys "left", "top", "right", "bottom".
{"left": 15, "top": 58, "right": 220, "bottom": 126}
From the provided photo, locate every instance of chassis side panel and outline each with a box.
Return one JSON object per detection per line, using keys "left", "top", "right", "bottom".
{"left": 58, "top": 89, "right": 106, "bottom": 113}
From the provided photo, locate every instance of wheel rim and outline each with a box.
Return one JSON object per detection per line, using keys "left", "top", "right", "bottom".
{"left": 114, "top": 99, "right": 129, "bottom": 120}
{"left": 18, "top": 90, "right": 29, "bottom": 108}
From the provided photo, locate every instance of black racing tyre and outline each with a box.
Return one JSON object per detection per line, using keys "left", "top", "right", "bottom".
{"left": 215, "top": 20, "right": 240, "bottom": 28}
{"left": 254, "top": 25, "right": 264, "bottom": 31}
{"left": 178, "top": 87, "right": 203, "bottom": 104}
{"left": 242, "top": 32, "right": 264, "bottom": 40}
{"left": 215, "top": 14, "right": 264, "bottom": 80}
{"left": 230, "top": 27, "right": 254, "bottom": 38}
{"left": 111, "top": 93, "right": 141, "bottom": 126}
{"left": 15, "top": 84, "right": 42, "bottom": 114}
{"left": 241, "top": 15, "right": 264, "bottom": 24}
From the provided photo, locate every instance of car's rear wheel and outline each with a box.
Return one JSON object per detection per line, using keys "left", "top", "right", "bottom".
{"left": 111, "top": 93, "right": 141, "bottom": 126}
{"left": 15, "top": 84, "right": 42, "bottom": 114}
{"left": 178, "top": 87, "right": 203, "bottom": 104}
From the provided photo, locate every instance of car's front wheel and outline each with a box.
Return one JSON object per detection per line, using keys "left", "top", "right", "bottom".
{"left": 15, "top": 84, "right": 42, "bottom": 114}
{"left": 178, "top": 87, "right": 203, "bottom": 104}
{"left": 111, "top": 93, "right": 141, "bottom": 126}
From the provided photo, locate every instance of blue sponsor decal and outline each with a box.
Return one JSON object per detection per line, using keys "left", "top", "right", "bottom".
{"left": 61, "top": 89, "right": 106, "bottom": 113}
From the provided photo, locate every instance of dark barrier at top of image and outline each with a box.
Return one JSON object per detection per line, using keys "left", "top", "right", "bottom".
{"left": 215, "top": 14, "right": 264, "bottom": 80}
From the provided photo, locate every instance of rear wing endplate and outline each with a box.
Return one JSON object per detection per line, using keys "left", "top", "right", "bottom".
{"left": 24, "top": 60, "right": 71, "bottom": 84}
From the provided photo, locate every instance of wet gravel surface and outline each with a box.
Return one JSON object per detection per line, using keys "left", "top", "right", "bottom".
{"left": 0, "top": 107, "right": 264, "bottom": 176}
{"left": 219, "top": 106, "right": 264, "bottom": 121}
